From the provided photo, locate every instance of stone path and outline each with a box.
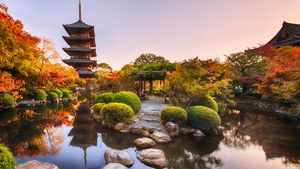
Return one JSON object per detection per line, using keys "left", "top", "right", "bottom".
{"left": 134, "top": 96, "right": 169, "bottom": 133}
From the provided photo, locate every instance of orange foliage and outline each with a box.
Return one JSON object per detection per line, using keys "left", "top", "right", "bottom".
{"left": 0, "top": 71, "right": 25, "bottom": 98}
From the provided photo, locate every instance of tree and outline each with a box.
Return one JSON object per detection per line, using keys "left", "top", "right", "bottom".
{"left": 226, "top": 50, "right": 267, "bottom": 95}
{"left": 133, "top": 53, "right": 176, "bottom": 71}
{"left": 258, "top": 46, "right": 300, "bottom": 102}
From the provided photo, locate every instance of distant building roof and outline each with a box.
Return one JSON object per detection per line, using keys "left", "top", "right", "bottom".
{"left": 268, "top": 21, "right": 300, "bottom": 47}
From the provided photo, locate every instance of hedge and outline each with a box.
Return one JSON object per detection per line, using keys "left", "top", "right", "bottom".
{"left": 47, "top": 92, "right": 58, "bottom": 101}
{"left": 192, "top": 95, "right": 219, "bottom": 112}
{"left": 101, "top": 102, "right": 134, "bottom": 125}
{"left": 187, "top": 106, "right": 221, "bottom": 132}
{"left": 61, "top": 89, "right": 72, "bottom": 98}
{"left": 53, "top": 88, "right": 63, "bottom": 98}
{"left": 160, "top": 106, "right": 187, "bottom": 125}
{"left": 96, "top": 92, "right": 115, "bottom": 104}
{"left": 0, "top": 144, "right": 16, "bottom": 169}
{"left": 34, "top": 89, "right": 47, "bottom": 101}
{"left": 1, "top": 94, "right": 15, "bottom": 107}
{"left": 113, "top": 91, "right": 141, "bottom": 114}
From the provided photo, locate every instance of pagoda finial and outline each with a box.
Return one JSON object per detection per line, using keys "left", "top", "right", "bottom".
{"left": 79, "top": 0, "right": 82, "bottom": 21}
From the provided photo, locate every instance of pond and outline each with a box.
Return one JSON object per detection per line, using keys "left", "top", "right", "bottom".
{"left": 0, "top": 101, "right": 299, "bottom": 169}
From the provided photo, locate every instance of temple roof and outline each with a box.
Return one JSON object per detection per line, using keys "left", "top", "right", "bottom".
{"left": 77, "top": 69, "right": 96, "bottom": 78}
{"left": 63, "top": 36, "right": 96, "bottom": 47}
{"left": 62, "top": 59, "right": 97, "bottom": 67}
{"left": 268, "top": 21, "right": 300, "bottom": 47}
{"left": 63, "top": 20, "right": 95, "bottom": 37}
{"left": 63, "top": 47, "right": 96, "bottom": 57}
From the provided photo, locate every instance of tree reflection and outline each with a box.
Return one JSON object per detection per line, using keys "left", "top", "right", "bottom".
{"left": 0, "top": 103, "right": 77, "bottom": 157}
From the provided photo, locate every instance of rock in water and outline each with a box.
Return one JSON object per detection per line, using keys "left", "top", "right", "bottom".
{"left": 150, "top": 131, "right": 171, "bottom": 143}
{"left": 137, "top": 148, "right": 167, "bottom": 168}
{"left": 15, "top": 160, "right": 59, "bottom": 169}
{"left": 193, "top": 129, "right": 206, "bottom": 137}
{"left": 164, "top": 122, "right": 180, "bottom": 137}
{"left": 104, "top": 149, "right": 134, "bottom": 167}
{"left": 102, "top": 163, "right": 128, "bottom": 169}
{"left": 114, "top": 123, "right": 130, "bottom": 133}
{"left": 134, "top": 137, "right": 156, "bottom": 149}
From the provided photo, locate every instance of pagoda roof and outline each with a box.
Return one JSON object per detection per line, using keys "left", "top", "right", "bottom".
{"left": 62, "top": 59, "right": 97, "bottom": 67}
{"left": 77, "top": 69, "right": 96, "bottom": 78}
{"left": 63, "top": 47, "right": 96, "bottom": 57}
{"left": 63, "top": 20, "right": 95, "bottom": 37}
{"left": 268, "top": 21, "right": 300, "bottom": 47}
{"left": 63, "top": 36, "right": 96, "bottom": 47}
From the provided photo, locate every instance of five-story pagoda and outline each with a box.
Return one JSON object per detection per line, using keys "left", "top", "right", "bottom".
{"left": 62, "top": 0, "right": 96, "bottom": 78}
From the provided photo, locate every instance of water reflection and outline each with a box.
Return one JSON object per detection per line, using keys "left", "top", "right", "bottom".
{"left": 0, "top": 103, "right": 299, "bottom": 169}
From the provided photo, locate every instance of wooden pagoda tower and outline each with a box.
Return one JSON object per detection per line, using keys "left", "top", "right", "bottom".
{"left": 62, "top": 0, "right": 97, "bottom": 78}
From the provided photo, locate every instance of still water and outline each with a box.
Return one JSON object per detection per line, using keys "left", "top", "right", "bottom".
{"left": 0, "top": 102, "right": 299, "bottom": 169}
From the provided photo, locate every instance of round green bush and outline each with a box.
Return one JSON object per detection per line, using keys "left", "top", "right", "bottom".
{"left": 96, "top": 92, "right": 115, "bottom": 103}
{"left": 61, "top": 89, "right": 72, "bottom": 98}
{"left": 187, "top": 106, "right": 221, "bottom": 132}
{"left": 113, "top": 91, "right": 141, "bottom": 114}
{"left": 0, "top": 144, "right": 16, "bottom": 169}
{"left": 160, "top": 106, "right": 187, "bottom": 125}
{"left": 192, "top": 95, "right": 219, "bottom": 112}
{"left": 53, "top": 88, "right": 63, "bottom": 98}
{"left": 47, "top": 92, "right": 58, "bottom": 101}
{"left": 1, "top": 94, "right": 15, "bottom": 107}
{"left": 34, "top": 89, "right": 47, "bottom": 101}
{"left": 101, "top": 102, "right": 134, "bottom": 125}
{"left": 92, "top": 103, "right": 106, "bottom": 115}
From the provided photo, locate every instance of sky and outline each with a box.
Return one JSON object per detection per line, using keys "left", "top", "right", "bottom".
{"left": 2, "top": 0, "right": 300, "bottom": 70}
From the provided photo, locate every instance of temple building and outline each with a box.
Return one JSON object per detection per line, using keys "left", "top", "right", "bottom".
{"left": 267, "top": 21, "right": 300, "bottom": 47}
{"left": 62, "top": 0, "right": 97, "bottom": 78}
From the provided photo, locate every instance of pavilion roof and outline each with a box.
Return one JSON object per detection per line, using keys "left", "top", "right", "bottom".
{"left": 268, "top": 21, "right": 300, "bottom": 47}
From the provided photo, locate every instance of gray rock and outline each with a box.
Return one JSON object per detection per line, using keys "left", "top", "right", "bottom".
{"left": 180, "top": 127, "right": 195, "bottom": 135}
{"left": 137, "top": 148, "right": 167, "bottom": 169}
{"left": 129, "top": 124, "right": 144, "bottom": 134}
{"left": 104, "top": 149, "right": 134, "bottom": 166}
{"left": 164, "top": 122, "right": 180, "bottom": 137}
{"left": 150, "top": 131, "right": 171, "bottom": 143}
{"left": 217, "top": 126, "right": 225, "bottom": 134}
{"left": 142, "top": 130, "right": 150, "bottom": 137}
{"left": 102, "top": 163, "right": 128, "bottom": 169}
{"left": 15, "top": 160, "right": 59, "bottom": 169}
{"left": 193, "top": 129, "right": 205, "bottom": 137}
{"left": 134, "top": 137, "right": 156, "bottom": 149}
{"left": 114, "top": 123, "right": 130, "bottom": 133}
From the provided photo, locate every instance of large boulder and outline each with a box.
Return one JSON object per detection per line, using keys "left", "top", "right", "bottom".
{"left": 15, "top": 160, "right": 59, "bottom": 169}
{"left": 102, "top": 163, "right": 128, "bottom": 169}
{"left": 137, "top": 148, "right": 167, "bottom": 168}
{"left": 129, "top": 124, "right": 144, "bottom": 134}
{"left": 114, "top": 123, "right": 130, "bottom": 133}
{"left": 193, "top": 129, "right": 205, "bottom": 137}
{"left": 164, "top": 122, "right": 180, "bottom": 137}
{"left": 134, "top": 137, "right": 156, "bottom": 149}
{"left": 150, "top": 131, "right": 171, "bottom": 143}
{"left": 104, "top": 149, "right": 134, "bottom": 167}
{"left": 180, "top": 127, "right": 195, "bottom": 135}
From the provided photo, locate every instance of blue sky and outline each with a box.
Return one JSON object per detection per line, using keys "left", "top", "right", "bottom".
{"left": 3, "top": 0, "right": 300, "bottom": 69}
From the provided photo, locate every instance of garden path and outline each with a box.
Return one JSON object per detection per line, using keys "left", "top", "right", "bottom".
{"left": 134, "top": 96, "right": 169, "bottom": 133}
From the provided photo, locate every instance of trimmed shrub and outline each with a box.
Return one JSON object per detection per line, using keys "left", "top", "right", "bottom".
{"left": 92, "top": 103, "right": 106, "bottom": 115}
{"left": 1, "top": 94, "right": 15, "bottom": 107}
{"left": 101, "top": 102, "right": 134, "bottom": 125}
{"left": 192, "top": 95, "right": 219, "bottom": 112}
{"left": 160, "top": 106, "right": 187, "bottom": 125}
{"left": 53, "top": 88, "right": 63, "bottom": 98}
{"left": 96, "top": 92, "right": 115, "bottom": 104}
{"left": 187, "top": 106, "right": 221, "bottom": 132}
{"left": 0, "top": 144, "right": 16, "bottom": 169}
{"left": 113, "top": 91, "right": 142, "bottom": 114}
{"left": 61, "top": 89, "right": 72, "bottom": 98}
{"left": 47, "top": 92, "right": 58, "bottom": 101}
{"left": 34, "top": 89, "right": 47, "bottom": 101}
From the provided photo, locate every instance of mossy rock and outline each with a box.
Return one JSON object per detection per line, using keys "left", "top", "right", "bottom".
{"left": 101, "top": 102, "right": 134, "bottom": 125}
{"left": 0, "top": 144, "right": 16, "bottom": 169}
{"left": 160, "top": 106, "right": 187, "bottom": 125}
{"left": 113, "top": 91, "right": 142, "bottom": 114}
{"left": 187, "top": 106, "right": 221, "bottom": 133}
{"left": 96, "top": 92, "right": 115, "bottom": 104}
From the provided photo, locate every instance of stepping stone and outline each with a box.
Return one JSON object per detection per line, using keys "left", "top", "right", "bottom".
{"left": 104, "top": 149, "right": 134, "bottom": 167}
{"left": 102, "top": 163, "right": 128, "bottom": 169}
{"left": 16, "top": 160, "right": 59, "bottom": 169}
{"left": 137, "top": 148, "right": 167, "bottom": 169}
{"left": 150, "top": 131, "right": 171, "bottom": 143}
{"left": 134, "top": 137, "right": 156, "bottom": 149}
